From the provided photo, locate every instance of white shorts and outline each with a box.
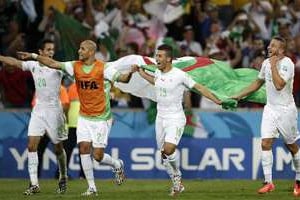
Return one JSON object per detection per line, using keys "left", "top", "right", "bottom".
{"left": 155, "top": 115, "right": 186, "bottom": 150}
{"left": 261, "top": 104, "right": 300, "bottom": 144}
{"left": 76, "top": 116, "right": 112, "bottom": 148}
{"left": 28, "top": 106, "right": 68, "bottom": 144}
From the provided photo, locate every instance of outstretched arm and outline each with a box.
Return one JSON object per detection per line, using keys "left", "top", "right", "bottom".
{"left": 17, "top": 52, "right": 62, "bottom": 69}
{"left": 193, "top": 83, "right": 222, "bottom": 105}
{"left": 232, "top": 79, "right": 264, "bottom": 101}
{"left": 133, "top": 65, "right": 155, "bottom": 85}
{"left": 0, "top": 55, "right": 23, "bottom": 68}
{"left": 116, "top": 65, "right": 137, "bottom": 83}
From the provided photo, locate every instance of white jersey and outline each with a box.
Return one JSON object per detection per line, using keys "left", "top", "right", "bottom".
{"left": 154, "top": 67, "right": 196, "bottom": 118}
{"left": 22, "top": 61, "right": 63, "bottom": 108}
{"left": 258, "top": 56, "right": 295, "bottom": 108}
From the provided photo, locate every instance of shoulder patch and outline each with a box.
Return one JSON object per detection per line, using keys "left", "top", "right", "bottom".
{"left": 281, "top": 65, "right": 288, "bottom": 72}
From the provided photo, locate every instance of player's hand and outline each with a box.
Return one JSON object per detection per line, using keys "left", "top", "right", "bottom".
{"left": 221, "top": 98, "right": 238, "bottom": 110}
{"left": 231, "top": 95, "right": 241, "bottom": 101}
{"left": 17, "top": 51, "right": 32, "bottom": 60}
{"left": 131, "top": 64, "right": 140, "bottom": 73}
{"left": 269, "top": 55, "right": 279, "bottom": 68}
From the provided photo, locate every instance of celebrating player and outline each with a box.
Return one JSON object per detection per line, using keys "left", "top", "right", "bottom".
{"left": 0, "top": 39, "right": 68, "bottom": 195}
{"left": 133, "top": 44, "right": 222, "bottom": 196}
{"left": 18, "top": 40, "right": 134, "bottom": 196}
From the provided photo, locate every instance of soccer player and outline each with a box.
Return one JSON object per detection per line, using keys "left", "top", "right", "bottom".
{"left": 0, "top": 39, "right": 68, "bottom": 195}
{"left": 18, "top": 40, "right": 134, "bottom": 196}
{"left": 133, "top": 44, "right": 222, "bottom": 196}
{"left": 232, "top": 36, "right": 300, "bottom": 196}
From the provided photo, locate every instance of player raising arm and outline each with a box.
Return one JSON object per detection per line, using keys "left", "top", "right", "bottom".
{"left": 0, "top": 39, "right": 68, "bottom": 195}
{"left": 232, "top": 36, "right": 300, "bottom": 196}
{"left": 133, "top": 44, "right": 221, "bottom": 197}
{"left": 18, "top": 40, "right": 134, "bottom": 196}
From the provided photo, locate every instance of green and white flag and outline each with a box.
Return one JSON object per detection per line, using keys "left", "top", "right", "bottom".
{"left": 108, "top": 55, "right": 266, "bottom": 108}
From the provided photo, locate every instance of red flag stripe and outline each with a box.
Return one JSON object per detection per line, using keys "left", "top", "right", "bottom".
{"left": 182, "top": 57, "right": 214, "bottom": 72}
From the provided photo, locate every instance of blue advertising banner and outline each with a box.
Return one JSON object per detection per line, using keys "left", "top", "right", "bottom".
{"left": 1, "top": 110, "right": 300, "bottom": 179}
{"left": 0, "top": 138, "right": 282, "bottom": 179}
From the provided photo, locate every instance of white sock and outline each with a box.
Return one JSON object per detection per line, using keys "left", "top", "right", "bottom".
{"left": 80, "top": 154, "right": 96, "bottom": 190}
{"left": 293, "top": 150, "right": 300, "bottom": 181}
{"left": 166, "top": 150, "right": 181, "bottom": 177}
{"left": 57, "top": 149, "right": 67, "bottom": 179}
{"left": 28, "top": 151, "right": 39, "bottom": 186}
{"left": 100, "top": 153, "right": 120, "bottom": 169}
{"left": 162, "top": 158, "right": 173, "bottom": 179}
{"left": 261, "top": 150, "right": 273, "bottom": 183}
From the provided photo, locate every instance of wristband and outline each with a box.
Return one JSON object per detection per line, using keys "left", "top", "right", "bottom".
{"left": 31, "top": 53, "right": 38, "bottom": 60}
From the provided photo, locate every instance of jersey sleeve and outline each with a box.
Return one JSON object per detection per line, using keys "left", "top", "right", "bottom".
{"left": 182, "top": 71, "right": 196, "bottom": 89}
{"left": 258, "top": 60, "right": 266, "bottom": 80}
{"left": 279, "top": 59, "right": 294, "bottom": 82}
{"left": 22, "top": 61, "right": 38, "bottom": 72}
{"left": 60, "top": 61, "right": 75, "bottom": 76}
{"left": 104, "top": 64, "right": 120, "bottom": 82}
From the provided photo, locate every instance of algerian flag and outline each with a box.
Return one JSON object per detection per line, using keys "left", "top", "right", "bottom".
{"left": 108, "top": 55, "right": 266, "bottom": 107}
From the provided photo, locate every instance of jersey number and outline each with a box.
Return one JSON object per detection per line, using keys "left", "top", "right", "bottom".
{"left": 37, "top": 78, "right": 46, "bottom": 88}
{"left": 159, "top": 87, "right": 167, "bottom": 97}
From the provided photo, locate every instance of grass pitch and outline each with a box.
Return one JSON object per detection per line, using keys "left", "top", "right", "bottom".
{"left": 0, "top": 179, "right": 296, "bottom": 200}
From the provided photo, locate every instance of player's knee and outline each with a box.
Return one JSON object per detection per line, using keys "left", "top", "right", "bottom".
{"left": 27, "top": 142, "right": 38, "bottom": 152}
{"left": 161, "top": 148, "right": 174, "bottom": 156}
{"left": 261, "top": 141, "right": 272, "bottom": 150}
{"left": 93, "top": 151, "right": 104, "bottom": 162}
{"left": 79, "top": 142, "right": 91, "bottom": 154}
{"left": 53, "top": 143, "right": 64, "bottom": 154}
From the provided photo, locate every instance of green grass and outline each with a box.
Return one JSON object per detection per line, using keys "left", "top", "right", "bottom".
{"left": 0, "top": 179, "right": 297, "bottom": 200}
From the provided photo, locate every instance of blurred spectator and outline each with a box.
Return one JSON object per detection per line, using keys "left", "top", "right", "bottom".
{"left": 242, "top": 36, "right": 265, "bottom": 68}
{"left": 249, "top": 49, "right": 266, "bottom": 70}
{"left": 0, "top": 63, "right": 33, "bottom": 108}
{"left": 287, "top": 0, "right": 300, "bottom": 37}
{"left": 293, "top": 34, "right": 300, "bottom": 107}
{"left": 194, "top": 3, "right": 224, "bottom": 47}
{"left": 227, "top": 11, "right": 259, "bottom": 47}
{"left": 38, "top": 8, "right": 62, "bottom": 55}
{"left": 178, "top": 25, "right": 203, "bottom": 56}
{"left": 95, "top": 39, "right": 111, "bottom": 61}
{"left": 277, "top": 18, "right": 293, "bottom": 40}
{"left": 243, "top": 0, "right": 273, "bottom": 41}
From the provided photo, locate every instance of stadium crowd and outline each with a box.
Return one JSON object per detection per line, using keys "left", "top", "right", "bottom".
{"left": 0, "top": 0, "right": 300, "bottom": 109}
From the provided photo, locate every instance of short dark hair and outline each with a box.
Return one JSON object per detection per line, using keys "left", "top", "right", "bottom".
{"left": 38, "top": 39, "right": 55, "bottom": 50}
{"left": 157, "top": 44, "right": 173, "bottom": 59}
{"left": 272, "top": 35, "right": 287, "bottom": 51}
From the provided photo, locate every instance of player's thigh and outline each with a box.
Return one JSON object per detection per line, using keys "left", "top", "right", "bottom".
{"left": 261, "top": 106, "right": 279, "bottom": 139}
{"left": 155, "top": 116, "right": 165, "bottom": 150}
{"left": 90, "top": 120, "right": 112, "bottom": 148}
{"left": 164, "top": 117, "right": 186, "bottom": 146}
{"left": 76, "top": 116, "right": 92, "bottom": 144}
{"left": 45, "top": 109, "right": 68, "bottom": 144}
{"left": 278, "top": 107, "right": 299, "bottom": 144}
{"left": 28, "top": 110, "right": 46, "bottom": 137}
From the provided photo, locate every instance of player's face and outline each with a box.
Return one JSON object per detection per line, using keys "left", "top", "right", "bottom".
{"left": 78, "top": 42, "right": 92, "bottom": 61}
{"left": 155, "top": 50, "right": 170, "bottom": 71}
{"left": 267, "top": 39, "right": 282, "bottom": 57}
{"left": 39, "top": 43, "right": 55, "bottom": 58}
